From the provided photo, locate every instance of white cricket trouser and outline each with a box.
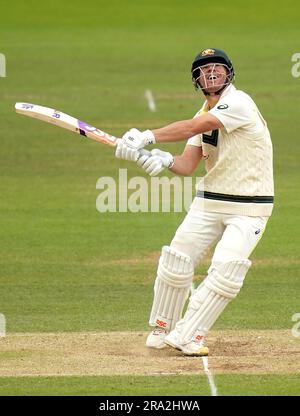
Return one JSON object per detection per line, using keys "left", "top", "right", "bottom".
{"left": 170, "top": 203, "right": 269, "bottom": 266}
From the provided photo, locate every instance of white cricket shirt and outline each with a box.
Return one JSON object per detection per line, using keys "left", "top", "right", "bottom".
{"left": 187, "top": 84, "right": 274, "bottom": 217}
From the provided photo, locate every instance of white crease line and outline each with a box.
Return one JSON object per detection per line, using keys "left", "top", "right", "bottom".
{"left": 202, "top": 356, "right": 218, "bottom": 396}
{"left": 145, "top": 89, "right": 156, "bottom": 112}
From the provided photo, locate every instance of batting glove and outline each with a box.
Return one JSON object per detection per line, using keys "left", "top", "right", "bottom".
{"left": 138, "top": 148, "right": 174, "bottom": 176}
{"left": 124, "top": 128, "right": 156, "bottom": 149}
{"left": 115, "top": 138, "right": 140, "bottom": 161}
{"left": 115, "top": 128, "right": 156, "bottom": 162}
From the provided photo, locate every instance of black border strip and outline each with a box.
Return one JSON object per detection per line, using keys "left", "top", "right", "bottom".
{"left": 196, "top": 191, "right": 274, "bottom": 204}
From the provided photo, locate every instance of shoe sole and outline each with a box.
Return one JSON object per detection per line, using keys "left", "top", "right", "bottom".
{"left": 164, "top": 339, "right": 209, "bottom": 356}
{"left": 182, "top": 347, "right": 209, "bottom": 357}
{"left": 145, "top": 342, "right": 167, "bottom": 349}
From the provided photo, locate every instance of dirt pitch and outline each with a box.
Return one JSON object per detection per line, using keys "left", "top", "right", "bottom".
{"left": 0, "top": 330, "right": 299, "bottom": 377}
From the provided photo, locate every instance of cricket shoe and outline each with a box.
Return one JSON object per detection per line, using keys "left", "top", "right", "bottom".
{"left": 146, "top": 327, "right": 169, "bottom": 349}
{"left": 164, "top": 329, "right": 209, "bottom": 356}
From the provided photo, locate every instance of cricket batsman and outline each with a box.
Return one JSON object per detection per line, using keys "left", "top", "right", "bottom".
{"left": 115, "top": 48, "right": 274, "bottom": 356}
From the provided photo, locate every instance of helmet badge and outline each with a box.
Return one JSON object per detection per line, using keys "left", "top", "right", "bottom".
{"left": 201, "top": 49, "right": 215, "bottom": 56}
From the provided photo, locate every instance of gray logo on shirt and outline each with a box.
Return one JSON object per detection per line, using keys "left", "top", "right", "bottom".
{"left": 217, "top": 104, "right": 229, "bottom": 110}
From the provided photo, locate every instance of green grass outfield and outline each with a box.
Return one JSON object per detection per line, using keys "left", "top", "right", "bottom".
{"left": 1, "top": 375, "right": 300, "bottom": 396}
{"left": 0, "top": 0, "right": 300, "bottom": 396}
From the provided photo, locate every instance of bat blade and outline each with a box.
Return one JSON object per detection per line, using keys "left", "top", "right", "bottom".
{"left": 15, "top": 102, "right": 119, "bottom": 147}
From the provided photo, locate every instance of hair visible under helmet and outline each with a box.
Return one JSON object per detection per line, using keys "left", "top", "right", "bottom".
{"left": 191, "top": 48, "right": 235, "bottom": 96}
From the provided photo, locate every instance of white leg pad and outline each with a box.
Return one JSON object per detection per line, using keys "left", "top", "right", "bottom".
{"left": 176, "top": 260, "right": 251, "bottom": 344}
{"left": 149, "top": 246, "right": 194, "bottom": 331}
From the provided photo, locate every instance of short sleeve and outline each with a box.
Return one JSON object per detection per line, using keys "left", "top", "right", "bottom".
{"left": 187, "top": 134, "right": 202, "bottom": 147}
{"left": 209, "top": 92, "right": 254, "bottom": 133}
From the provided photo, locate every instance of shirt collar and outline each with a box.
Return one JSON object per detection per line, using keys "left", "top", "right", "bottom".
{"left": 220, "top": 83, "right": 236, "bottom": 98}
{"left": 203, "top": 83, "right": 236, "bottom": 110}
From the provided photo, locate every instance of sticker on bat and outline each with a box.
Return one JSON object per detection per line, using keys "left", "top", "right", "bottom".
{"left": 22, "top": 103, "right": 34, "bottom": 110}
{"left": 78, "top": 120, "right": 97, "bottom": 132}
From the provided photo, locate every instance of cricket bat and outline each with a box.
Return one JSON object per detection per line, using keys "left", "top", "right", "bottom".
{"left": 15, "top": 102, "right": 119, "bottom": 146}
